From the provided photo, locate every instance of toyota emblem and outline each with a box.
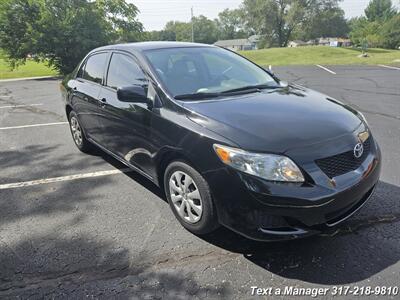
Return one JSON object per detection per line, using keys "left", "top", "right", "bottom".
{"left": 354, "top": 143, "right": 364, "bottom": 158}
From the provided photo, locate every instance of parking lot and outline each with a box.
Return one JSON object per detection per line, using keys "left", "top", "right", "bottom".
{"left": 0, "top": 65, "right": 399, "bottom": 299}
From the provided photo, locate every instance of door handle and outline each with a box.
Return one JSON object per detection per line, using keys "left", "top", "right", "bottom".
{"left": 99, "top": 98, "right": 107, "bottom": 107}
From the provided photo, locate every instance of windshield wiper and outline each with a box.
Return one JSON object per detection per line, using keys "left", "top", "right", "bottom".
{"left": 174, "top": 92, "right": 221, "bottom": 100}
{"left": 221, "top": 84, "right": 279, "bottom": 94}
{"left": 174, "top": 83, "right": 281, "bottom": 100}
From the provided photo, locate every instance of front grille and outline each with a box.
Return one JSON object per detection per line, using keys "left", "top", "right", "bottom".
{"left": 315, "top": 137, "right": 371, "bottom": 178}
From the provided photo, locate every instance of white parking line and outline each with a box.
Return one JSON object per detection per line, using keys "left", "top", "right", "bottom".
{"left": 315, "top": 65, "right": 336, "bottom": 74}
{"left": 0, "top": 169, "right": 131, "bottom": 190}
{"left": 378, "top": 64, "right": 400, "bottom": 71}
{"left": 0, "top": 103, "right": 43, "bottom": 109}
{"left": 0, "top": 76, "right": 56, "bottom": 82}
{"left": 0, "top": 122, "right": 68, "bottom": 130}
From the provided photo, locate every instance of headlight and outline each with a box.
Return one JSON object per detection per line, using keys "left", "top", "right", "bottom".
{"left": 213, "top": 144, "right": 304, "bottom": 182}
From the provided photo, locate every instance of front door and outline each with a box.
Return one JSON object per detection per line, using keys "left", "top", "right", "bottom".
{"left": 97, "top": 52, "right": 156, "bottom": 176}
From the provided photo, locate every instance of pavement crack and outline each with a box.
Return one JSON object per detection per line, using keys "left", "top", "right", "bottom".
{"left": 0, "top": 265, "right": 132, "bottom": 294}
{"left": 0, "top": 250, "right": 237, "bottom": 295}
{"left": 319, "top": 213, "right": 400, "bottom": 237}
{"left": 153, "top": 250, "right": 229, "bottom": 268}
{"left": 343, "top": 87, "right": 400, "bottom": 97}
{"left": 339, "top": 93, "right": 400, "bottom": 121}
{"left": 0, "top": 93, "right": 64, "bottom": 121}
{"left": 359, "top": 77, "right": 381, "bottom": 88}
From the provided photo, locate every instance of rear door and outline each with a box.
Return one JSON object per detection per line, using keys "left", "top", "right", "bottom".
{"left": 70, "top": 52, "right": 109, "bottom": 139}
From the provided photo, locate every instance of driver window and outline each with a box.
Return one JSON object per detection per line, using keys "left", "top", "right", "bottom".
{"left": 106, "top": 53, "right": 147, "bottom": 90}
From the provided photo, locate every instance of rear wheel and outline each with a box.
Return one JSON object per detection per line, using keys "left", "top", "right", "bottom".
{"left": 164, "top": 161, "right": 219, "bottom": 235}
{"left": 68, "top": 110, "right": 92, "bottom": 153}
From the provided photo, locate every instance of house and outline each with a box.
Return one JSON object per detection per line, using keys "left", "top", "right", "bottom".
{"left": 329, "top": 38, "right": 352, "bottom": 47}
{"left": 288, "top": 40, "right": 307, "bottom": 47}
{"left": 248, "top": 35, "right": 263, "bottom": 50}
{"left": 338, "top": 38, "right": 352, "bottom": 47}
{"left": 318, "top": 38, "right": 331, "bottom": 46}
{"left": 214, "top": 39, "right": 253, "bottom": 51}
{"left": 318, "top": 37, "right": 352, "bottom": 47}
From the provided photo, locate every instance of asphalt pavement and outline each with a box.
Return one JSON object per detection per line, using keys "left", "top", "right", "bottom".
{"left": 0, "top": 65, "right": 399, "bottom": 299}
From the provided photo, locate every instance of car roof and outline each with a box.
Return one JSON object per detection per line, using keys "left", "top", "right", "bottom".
{"left": 92, "top": 41, "right": 216, "bottom": 53}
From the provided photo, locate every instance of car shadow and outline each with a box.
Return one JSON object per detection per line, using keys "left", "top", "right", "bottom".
{"left": 198, "top": 180, "right": 400, "bottom": 285}
{"left": 90, "top": 148, "right": 400, "bottom": 285}
{"left": 0, "top": 231, "right": 229, "bottom": 299}
{"left": 0, "top": 145, "right": 229, "bottom": 298}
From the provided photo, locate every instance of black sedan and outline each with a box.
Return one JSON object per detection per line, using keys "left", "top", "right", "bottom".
{"left": 60, "top": 42, "right": 381, "bottom": 241}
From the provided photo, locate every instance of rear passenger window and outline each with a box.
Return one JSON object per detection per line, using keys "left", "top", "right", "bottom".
{"left": 106, "top": 53, "right": 147, "bottom": 90}
{"left": 82, "top": 53, "right": 108, "bottom": 84}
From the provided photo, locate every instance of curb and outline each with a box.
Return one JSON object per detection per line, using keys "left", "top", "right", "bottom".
{"left": 0, "top": 76, "right": 59, "bottom": 82}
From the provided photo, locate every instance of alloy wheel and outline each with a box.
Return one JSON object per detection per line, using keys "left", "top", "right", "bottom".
{"left": 70, "top": 116, "right": 83, "bottom": 146}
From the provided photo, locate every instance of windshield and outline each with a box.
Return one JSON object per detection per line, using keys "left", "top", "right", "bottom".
{"left": 144, "top": 47, "right": 278, "bottom": 98}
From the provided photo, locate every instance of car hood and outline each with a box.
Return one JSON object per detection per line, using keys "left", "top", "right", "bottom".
{"left": 183, "top": 85, "right": 362, "bottom": 153}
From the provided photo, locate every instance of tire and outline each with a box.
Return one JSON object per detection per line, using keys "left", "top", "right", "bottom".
{"left": 68, "top": 110, "right": 92, "bottom": 153}
{"left": 164, "top": 161, "right": 220, "bottom": 235}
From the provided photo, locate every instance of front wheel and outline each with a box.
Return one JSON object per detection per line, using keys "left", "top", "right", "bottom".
{"left": 164, "top": 161, "right": 220, "bottom": 235}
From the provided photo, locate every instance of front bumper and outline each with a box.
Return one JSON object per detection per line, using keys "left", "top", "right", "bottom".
{"left": 203, "top": 139, "right": 382, "bottom": 242}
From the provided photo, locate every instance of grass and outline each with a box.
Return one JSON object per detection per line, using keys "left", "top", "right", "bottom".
{"left": 0, "top": 52, "right": 58, "bottom": 80}
{"left": 241, "top": 46, "right": 400, "bottom": 66}
{"left": 1, "top": 46, "right": 399, "bottom": 79}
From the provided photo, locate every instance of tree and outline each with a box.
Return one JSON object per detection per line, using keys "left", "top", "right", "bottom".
{"left": 349, "top": 17, "right": 384, "bottom": 48}
{"left": 297, "top": 5, "right": 349, "bottom": 40}
{"left": 193, "top": 15, "right": 219, "bottom": 44}
{"left": 242, "top": 0, "right": 311, "bottom": 47}
{"left": 216, "top": 9, "right": 247, "bottom": 40}
{"left": 349, "top": 0, "right": 399, "bottom": 49}
{"left": 164, "top": 21, "right": 192, "bottom": 42}
{"left": 145, "top": 30, "right": 176, "bottom": 41}
{"left": 0, "top": 0, "right": 143, "bottom": 74}
{"left": 241, "top": 0, "right": 346, "bottom": 47}
{"left": 365, "top": 0, "right": 396, "bottom": 22}
{"left": 381, "top": 14, "right": 400, "bottom": 49}
{"left": 162, "top": 16, "right": 219, "bottom": 44}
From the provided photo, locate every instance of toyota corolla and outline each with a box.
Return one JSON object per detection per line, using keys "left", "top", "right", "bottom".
{"left": 61, "top": 42, "right": 381, "bottom": 241}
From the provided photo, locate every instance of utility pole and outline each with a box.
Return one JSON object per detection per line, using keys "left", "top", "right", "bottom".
{"left": 191, "top": 7, "right": 194, "bottom": 43}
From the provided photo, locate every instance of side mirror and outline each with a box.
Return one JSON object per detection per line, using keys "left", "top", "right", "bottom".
{"left": 117, "top": 85, "right": 148, "bottom": 103}
{"left": 279, "top": 80, "right": 289, "bottom": 88}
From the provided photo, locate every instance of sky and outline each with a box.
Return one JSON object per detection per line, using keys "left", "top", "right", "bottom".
{"left": 131, "top": 0, "right": 400, "bottom": 31}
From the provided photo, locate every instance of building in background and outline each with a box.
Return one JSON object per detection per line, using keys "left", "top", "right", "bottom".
{"left": 248, "top": 35, "right": 263, "bottom": 50}
{"left": 288, "top": 40, "right": 307, "bottom": 47}
{"left": 214, "top": 38, "right": 254, "bottom": 51}
{"left": 318, "top": 37, "right": 352, "bottom": 47}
